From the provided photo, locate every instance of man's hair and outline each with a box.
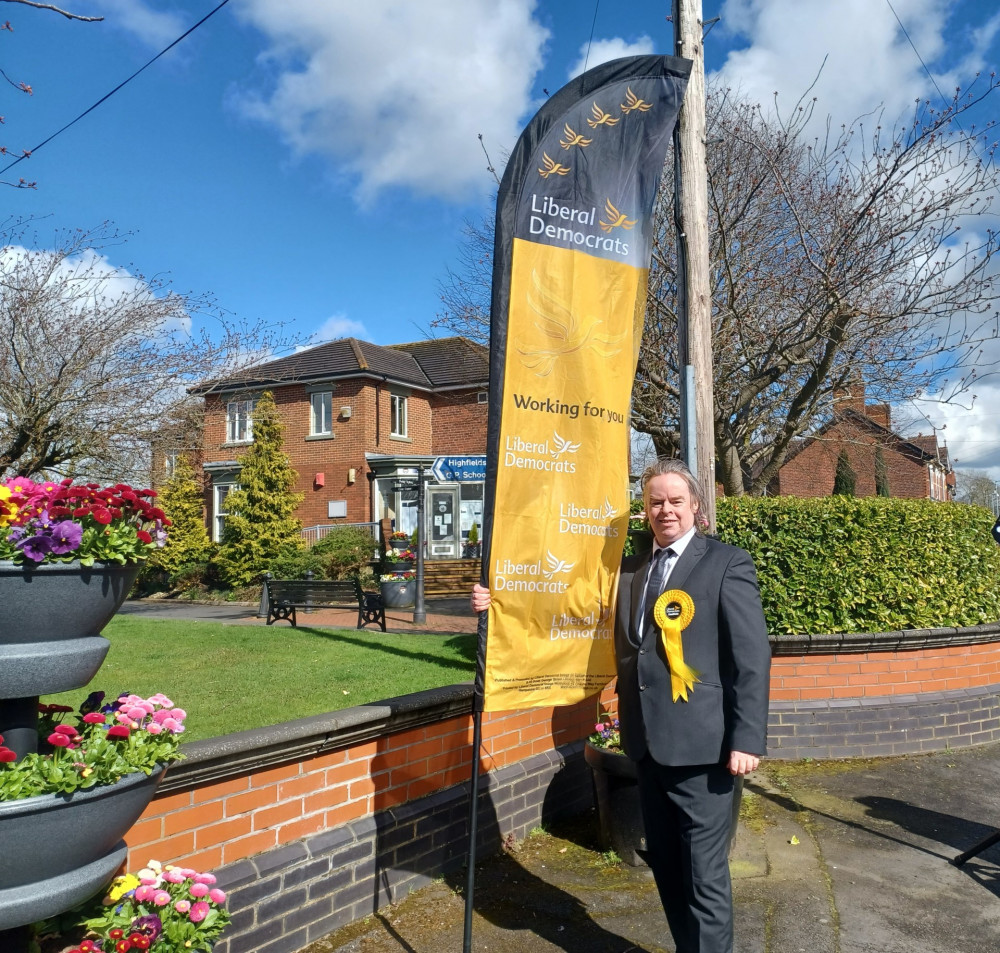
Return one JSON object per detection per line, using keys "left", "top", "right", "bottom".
{"left": 640, "top": 458, "right": 708, "bottom": 526}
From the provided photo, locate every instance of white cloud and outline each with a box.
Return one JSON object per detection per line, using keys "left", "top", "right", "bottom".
{"left": 89, "top": 0, "right": 186, "bottom": 48}
{"left": 910, "top": 382, "right": 1000, "bottom": 479}
{"left": 231, "top": 0, "right": 549, "bottom": 203}
{"left": 567, "top": 36, "right": 655, "bottom": 79}
{"left": 714, "top": 0, "right": 958, "bottom": 125}
{"left": 306, "top": 313, "right": 369, "bottom": 347}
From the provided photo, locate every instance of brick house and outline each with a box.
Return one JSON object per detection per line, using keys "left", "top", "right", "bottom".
{"left": 770, "top": 387, "right": 954, "bottom": 500}
{"left": 195, "top": 336, "right": 489, "bottom": 555}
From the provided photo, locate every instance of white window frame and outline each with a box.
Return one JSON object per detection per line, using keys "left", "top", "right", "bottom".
{"left": 163, "top": 451, "right": 179, "bottom": 480}
{"left": 226, "top": 399, "right": 255, "bottom": 443}
{"left": 213, "top": 483, "right": 238, "bottom": 542}
{"left": 310, "top": 391, "right": 333, "bottom": 436}
{"left": 390, "top": 393, "right": 408, "bottom": 438}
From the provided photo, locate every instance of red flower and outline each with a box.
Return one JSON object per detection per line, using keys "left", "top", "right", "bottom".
{"left": 54, "top": 723, "right": 80, "bottom": 737}
{"left": 0, "top": 747, "right": 17, "bottom": 762}
{"left": 136, "top": 530, "right": 152, "bottom": 544}
{"left": 107, "top": 725, "right": 130, "bottom": 739}
{"left": 109, "top": 928, "right": 125, "bottom": 939}
{"left": 83, "top": 712, "right": 106, "bottom": 724}
{"left": 47, "top": 732, "right": 72, "bottom": 747}
{"left": 92, "top": 508, "right": 113, "bottom": 525}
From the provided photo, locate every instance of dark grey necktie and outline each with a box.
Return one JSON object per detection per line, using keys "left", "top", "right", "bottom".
{"left": 640, "top": 546, "right": 675, "bottom": 638}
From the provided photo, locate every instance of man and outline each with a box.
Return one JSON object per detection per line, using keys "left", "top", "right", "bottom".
{"left": 471, "top": 458, "right": 770, "bottom": 953}
{"left": 616, "top": 458, "right": 770, "bottom": 953}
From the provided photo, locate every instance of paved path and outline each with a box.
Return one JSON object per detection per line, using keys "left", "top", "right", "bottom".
{"left": 120, "top": 597, "right": 479, "bottom": 634}
{"left": 297, "top": 743, "right": 1000, "bottom": 953}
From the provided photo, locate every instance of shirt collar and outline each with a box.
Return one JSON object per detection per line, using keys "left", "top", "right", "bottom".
{"left": 653, "top": 526, "right": 697, "bottom": 560}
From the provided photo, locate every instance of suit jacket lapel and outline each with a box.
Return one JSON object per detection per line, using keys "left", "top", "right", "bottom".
{"left": 665, "top": 532, "right": 708, "bottom": 593}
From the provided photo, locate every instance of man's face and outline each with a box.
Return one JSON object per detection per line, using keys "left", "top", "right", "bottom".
{"left": 644, "top": 472, "right": 698, "bottom": 546}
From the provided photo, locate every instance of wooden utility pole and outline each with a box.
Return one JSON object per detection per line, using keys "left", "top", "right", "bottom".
{"left": 673, "top": 0, "right": 716, "bottom": 529}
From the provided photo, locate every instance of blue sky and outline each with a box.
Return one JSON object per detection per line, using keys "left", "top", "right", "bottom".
{"left": 3, "top": 0, "right": 1000, "bottom": 474}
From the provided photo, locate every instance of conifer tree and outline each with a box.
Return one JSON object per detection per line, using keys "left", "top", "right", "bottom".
{"left": 147, "top": 455, "right": 213, "bottom": 578}
{"left": 874, "top": 447, "right": 891, "bottom": 498}
{"left": 832, "top": 449, "right": 857, "bottom": 497}
{"left": 217, "top": 391, "right": 303, "bottom": 587}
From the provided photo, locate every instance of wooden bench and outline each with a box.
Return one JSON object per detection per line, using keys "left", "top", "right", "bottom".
{"left": 265, "top": 578, "right": 386, "bottom": 631}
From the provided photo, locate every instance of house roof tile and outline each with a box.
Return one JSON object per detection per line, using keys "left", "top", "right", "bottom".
{"left": 197, "top": 336, "right": 487, "bottom": 394}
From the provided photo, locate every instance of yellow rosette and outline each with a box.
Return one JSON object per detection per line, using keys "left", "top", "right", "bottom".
{"left": 653, "top": 589, "right": 700, "bottom": 702}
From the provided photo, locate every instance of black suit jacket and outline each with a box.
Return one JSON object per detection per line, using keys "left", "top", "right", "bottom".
{"left": 614, "top": 533, "right": 771, "bottom": 766}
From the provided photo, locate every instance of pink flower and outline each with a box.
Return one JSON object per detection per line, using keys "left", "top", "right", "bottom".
{"left": 152, "top": 890, "right": 171, "bottom": 906}
{"left": 162, "top": 718, "right": 184, "bottom": 733}
{"left": 83, "top": 712, "right": 106, "bottom": 724}
{"left": 152, "top": 709, "right": 172, "bottom": 724}
{"left": 189, "top": 882, "right": 209, "bottom": 898}
{"left": 174, "top": 900, "right": 191, "bottom": 914}
{"left": 47, "top": 732, "right": 71, "bottom": 747}
{"left": 194, "top": 872, "right": 217, "bottom": 885}
{"left": 134, "top": 885, "right": 155, "bottom": 902}
{"left": 146, "top": 723, "right": 163, "bottom": 735}
{"left": 208, "top": 888, "right": 226, "bottom": 904}
{"left": 148, "top": 693, "right": 173, "bottom": 707}
{"left": 189, "top": 901, "right": 210, "bottom": 923}
{"left": 126, "top": 706, "right": 148, "bottom": 721}
{"left": 171, "top": 708, "right": 187, "bottom": 722}
{"left": 162, "top": 869, "right": 186, "bottom": 884}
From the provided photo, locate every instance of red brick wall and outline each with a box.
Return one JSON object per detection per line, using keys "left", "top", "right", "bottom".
{"left": 429, "top": 391, "right": 488, "bottom": 455}
{"left": 770, "top": 641, "right": 1000, "bottom": 701}
{"left": 126, "top": 698, "right": 598, "bottom": 874}
{"left": 776, "top": 417, "right": 931, "bottom": 498}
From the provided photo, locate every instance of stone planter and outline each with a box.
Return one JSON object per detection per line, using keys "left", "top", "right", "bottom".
{"left": 0, "top": 560, "right": 141, "bottom": 699}
{"left": 380, "top": 578, "right": 415, "bottom": 608}
{"left": 584, "top": 741, "right": 647, "bottom": 866}
{"left": 0, "top": 765, "right": 166, "bottom": 929}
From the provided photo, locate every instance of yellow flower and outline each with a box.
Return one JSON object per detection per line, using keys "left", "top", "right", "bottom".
{"left": 109, "top": 873, "right": 140, "bottom": 901}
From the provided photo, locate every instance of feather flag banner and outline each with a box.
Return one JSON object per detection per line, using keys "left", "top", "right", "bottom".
{"left": 479, "top": 55, "right": 691, "bottom": 711}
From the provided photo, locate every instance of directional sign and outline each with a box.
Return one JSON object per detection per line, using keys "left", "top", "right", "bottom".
{"left": 431, "top": 455, "right": 487, "bottom": 483}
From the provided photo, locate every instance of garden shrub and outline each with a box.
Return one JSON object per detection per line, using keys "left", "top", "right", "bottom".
{"left": 716, "top": 496, "right": 1000, "bottom": 634}
{"left": 312, "top": 526, "right": 379, "bottom": 579}
{"left": 268, "top": 548, "right": 327, "bottom": 579}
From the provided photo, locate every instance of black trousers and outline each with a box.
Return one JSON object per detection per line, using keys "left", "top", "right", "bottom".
{"left": 636, "top": 757, "right": 735, "bottom": 953}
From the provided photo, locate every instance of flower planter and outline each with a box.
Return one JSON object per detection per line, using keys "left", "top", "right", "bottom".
{"left": 385, "top": 561, "right": 415, "bottom": 573}
{"left": 0, "top": 561, "right": 141, "bottom": 698}
{"left": 380, "top": 578, "right": 415, "bottom": 608}
{"left": 0, "top": 765, "right": 165, "bottom": 929}
{"left": 584, "top": 741, "right": 647, "bottom": 866}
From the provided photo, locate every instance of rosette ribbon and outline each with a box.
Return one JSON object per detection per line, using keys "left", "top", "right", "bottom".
{"left": 653, "top": 589, "right": 700, "bottom": 702}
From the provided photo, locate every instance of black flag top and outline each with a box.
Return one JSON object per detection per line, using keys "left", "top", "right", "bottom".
{"left": 992, "top": 515, "right": 1000, "bottom": 546}
{"left": 478, "top": 54, "right": 691, "bottom": 710}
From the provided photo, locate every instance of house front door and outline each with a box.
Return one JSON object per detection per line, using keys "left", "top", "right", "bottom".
{"left": 427, "top": 486, "right": 460, "bottom": 558}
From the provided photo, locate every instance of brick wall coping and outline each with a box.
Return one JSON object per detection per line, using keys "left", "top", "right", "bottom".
{"left": 158, "top": 682, "right": 475, "bottom": 795}
{"left": 769, "top": 621, "right": 1000, "bottom": 656}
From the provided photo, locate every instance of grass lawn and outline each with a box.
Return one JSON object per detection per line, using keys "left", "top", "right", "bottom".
{"left": 43, "top": 617, "right": 477, "bottom": 743}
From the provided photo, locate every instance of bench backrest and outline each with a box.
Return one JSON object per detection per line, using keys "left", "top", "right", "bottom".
{"left": 267, "top": 579, "right": 361, "bottom": 604}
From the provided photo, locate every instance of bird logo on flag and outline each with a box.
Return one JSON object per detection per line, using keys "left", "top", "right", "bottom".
{"left": 559, "top": 123, "right": 592, "bottom": 149}
{"left": 538, "top": 152, "right": 570, "bottom": 178}
{"left": 599, "top": 199, "right": 638, "bottom": 233}
{"left": 542, "top": 550, "right": 575, "bottom": 579}
{"left": 621, "top": 87, "right": 652, "bottom": 114}
{"left": 587, "top": 102, "right": 619, "bottom": 128}
{"left": 551, "top": 432, "right": 582, "bottom": 456}
{"left": 516, "top": 270, "right": 629, "bottom": 376}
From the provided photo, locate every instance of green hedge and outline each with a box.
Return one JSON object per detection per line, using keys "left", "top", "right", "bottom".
{"left": 715, "top": 497, "right": 1000, "bottom": 635}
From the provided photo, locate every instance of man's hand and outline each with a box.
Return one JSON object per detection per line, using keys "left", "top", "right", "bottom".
{"left": 471, "top": 583, "right": 492, "bottom": 613}
{"left": 728, "top": 750, "right": 760, "bottom": 776}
